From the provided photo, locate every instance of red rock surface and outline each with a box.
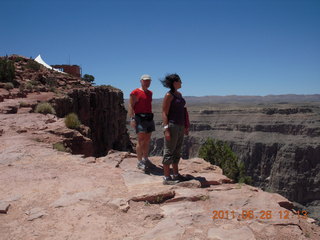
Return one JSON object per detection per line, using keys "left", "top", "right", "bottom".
{"left": 0, "top": 112, "right": 319, "bottom": 239}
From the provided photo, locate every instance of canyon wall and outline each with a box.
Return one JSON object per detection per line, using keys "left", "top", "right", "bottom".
{"left": 54, "top": 86, "right": 132, "bottom": 157}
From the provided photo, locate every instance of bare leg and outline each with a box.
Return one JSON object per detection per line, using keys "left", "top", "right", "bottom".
{"left": 163, "top": 164, "right": 171, "bottom": 178}
{"left": 172, "top": 163, "right": 179, "bottom": 175}
{"left": 136, "top": 133, "right": 145, "bottom": 161}
{"left": 141, "top": 132, "right": 152, "bottom": 159}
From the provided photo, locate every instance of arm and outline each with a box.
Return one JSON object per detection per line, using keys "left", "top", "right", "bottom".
{"left": 128, "top": 94, "right": 137, "bottom": 128}
{"left": 184, "top": 107, "right": 190, "bottom": 135}
{"left": 162, "top": 93, "right": 173, "bottom": 140}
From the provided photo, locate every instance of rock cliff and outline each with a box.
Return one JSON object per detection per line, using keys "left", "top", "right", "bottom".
{"left": 0, "top": 55, "right": 131, "bottom": 157}
{"left": 53, "top": 86, "right": 132, "bottom": 157}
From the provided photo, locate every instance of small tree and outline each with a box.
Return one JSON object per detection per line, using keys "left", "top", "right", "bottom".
{"left": 199, "top": 138, "right": 251, "bottom": 184}
{"left": 82, "top": 74, "right": 95, "bottom": 83}
{"left": 0, "top": 57, "right": 15, "bottom": 83}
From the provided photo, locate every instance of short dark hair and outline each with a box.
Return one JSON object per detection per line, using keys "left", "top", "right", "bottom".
{"left": 160, "top": 73, "right": 181, "bottom": 92}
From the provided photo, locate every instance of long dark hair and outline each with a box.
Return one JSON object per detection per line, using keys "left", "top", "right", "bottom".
{"left": 160, "top": 73, "right": 181, "bottom": 93}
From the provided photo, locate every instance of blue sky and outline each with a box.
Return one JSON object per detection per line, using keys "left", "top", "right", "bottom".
{"left": 1, "top": 0, "right": 319, "bottom": 98}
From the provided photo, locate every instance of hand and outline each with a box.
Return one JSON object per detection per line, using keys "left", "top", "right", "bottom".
{"left": 164, "top": 129, "right": 171, "bottom": 141}
{"left": 130, "top": 119, "right": 136, "bottom": 128}
{"left": 184, "top": 128, "right": 189, "bottom": 135}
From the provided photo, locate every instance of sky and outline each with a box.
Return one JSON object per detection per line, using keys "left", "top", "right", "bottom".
{"left": 1, "top": 0, "right": 320, "bottom": 98}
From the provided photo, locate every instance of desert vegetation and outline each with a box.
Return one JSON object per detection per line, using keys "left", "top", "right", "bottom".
{"left": 3, "top": 82, "right": 14, "bottom": 90}
{"left": 64, "top": 113, "right": 81, "bottom": 129}
{"left": 199, "top": 138, "right": 251, "bottom": 184}
{"left": 35, "top": 102, "right": 56, "bottom": 115}
{"left": 82, "top": 74, "right": 95, "bottom": 83}
{"left": 0, "top": 57, "right": 15, "bottom": 83}
{"left": 25, "top": 59, "right": 41, "bottom": 71}
{"left": 53, "top": 142, "right": 69, "bottom": 152}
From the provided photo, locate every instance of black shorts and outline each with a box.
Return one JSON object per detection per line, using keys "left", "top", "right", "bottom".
{"left": 135, "top": 113, "right": 155, "bottom": 133}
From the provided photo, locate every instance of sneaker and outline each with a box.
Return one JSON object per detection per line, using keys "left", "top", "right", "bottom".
{"left": 163, "top": 176, "right": 179, "bottom": 185}
{"left": 172, "top": 174, "right": 191, "bottom": 182}
{"left": 143, "top": 158, "right": 153, "bottom": 170}
{"left": 137, "top": 161, "right": 146, "bottom": 171}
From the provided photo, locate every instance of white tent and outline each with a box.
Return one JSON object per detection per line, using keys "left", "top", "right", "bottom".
{"left": 34, "top": 55, "right": 64, "bottom": 73}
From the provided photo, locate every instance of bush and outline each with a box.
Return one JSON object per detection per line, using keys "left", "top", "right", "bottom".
{"left": 0, "top": 58, "right": 15, "bottom": 83}
{"left": 4, "top": 82, "right": 14, "bottom": 90}
{"left": 48, "top": 86, "right": 57, "bottom": 93}
{"left": 25, "top": 82, "right": 33, "bottom": 91}
{"left": 25, "top": 60, "right": 41, "bottom": 71}
{"left": 29, "top": 80, "right": 40, "bottom": 86}
{"left": 82, "top": 74, "right": 95, "bottom": 83}
{"left": 35, "top": 102, "right": 56, "bottom": 115}
{"left": 64, "top": 113, "right": 81, "bottom": 129}
{"left": 198, "top": 138, "right": 251, "bottom": 184}
{"left": 19, "top": 83, "right": 26, "bottom": 91}
{"left": 45, "top": 77, "right": 57, "bottom": 87}
{"left": 19, "top": 101, "right": 29, "bottom": 107}
{"left": 13, "top": 56, "right": 26, "bottom": 62}
{"left": 53, "top": 142, "right": 67, "bottom": 152}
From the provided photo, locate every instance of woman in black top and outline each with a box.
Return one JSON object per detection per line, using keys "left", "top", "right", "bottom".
{"left": 161, "top": 73, "right": 189, "bottom": 185}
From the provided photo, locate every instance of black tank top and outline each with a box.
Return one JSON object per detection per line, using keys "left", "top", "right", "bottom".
{"left": 168, "top": 92, "right": 186, "bottom": 126}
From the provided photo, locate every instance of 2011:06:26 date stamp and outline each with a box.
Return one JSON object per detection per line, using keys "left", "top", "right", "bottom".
{"left": 212, "top": 210, "right": 308, "bottom": 220}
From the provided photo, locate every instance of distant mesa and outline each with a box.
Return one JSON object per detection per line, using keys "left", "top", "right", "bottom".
{"left": 35, "top": 54, "right": 81, "bottom": 78}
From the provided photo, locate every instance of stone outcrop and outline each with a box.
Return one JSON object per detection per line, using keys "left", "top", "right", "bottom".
{"left": 0, "top": 54, "right": 131, "bottom": 157}
{"left": 53, "top": 86, "right": 132, "bottom": 157}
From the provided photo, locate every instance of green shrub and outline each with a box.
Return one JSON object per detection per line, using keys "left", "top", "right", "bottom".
{"left": 19, "top": 101, "right": 29, "bottom": 107}
{"left": 25, "top": 82, "right": 33, "bottom": 91}
{"left": 53, "top": 142, "right": 67, "bottom": 152}
{"left": 12, "top": 56, "right": 26, "bottom": 62}
{"left": 25, "top": 60, "right": 41, "bottom": 71}
{"left": 4, "top": 82, "right": 14, "bottom": 90}
{"left": 199, "top": 138, "right": 252, "bottom": 184}
{"left": 35, "top": 102, "right": 56, "bottom": 115}
{"left": 0, "top": 58, "right": 15, "bottom": 83}
{"left": 48, "top": 86, "right": 58, "bottom": 93}
{"left": 64, "top": 113, "right": 81, "bottom": 129}
{"left": 82, "top": 74, "right": 95, "bottom": 83}
{"left": 29, "top": 80, "right": 40, "bottom": 86}
{"left": 19, "top": 83, "right": 26, "bottom": 91}
{"left": 45, "top": 77, "right": 57, "bottom": 87}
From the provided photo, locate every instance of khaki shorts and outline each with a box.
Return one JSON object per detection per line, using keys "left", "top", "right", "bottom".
{"left": 162, "top": 123, "right": 184, "bottom": 165}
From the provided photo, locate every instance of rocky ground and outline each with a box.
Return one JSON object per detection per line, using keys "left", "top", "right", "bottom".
{"left": 1, "top": 96, "right": 320, "bottom": 240}
{"left": 139, "top": 100, "right": 320, "bottom": 221}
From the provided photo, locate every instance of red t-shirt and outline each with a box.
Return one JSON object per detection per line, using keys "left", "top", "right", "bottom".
{"left": 130, "top": 88, "right": 152, "bottom": 114}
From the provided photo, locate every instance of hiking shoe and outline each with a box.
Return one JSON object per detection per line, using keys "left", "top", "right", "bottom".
{"left": 163, "top": 176, "right": 179, "bottom": 185}
{"left": 172, "top": 174, "right": 191, "bottom": 182}
{"left": 137, "top": 161, "right": 146, "bottom": 171}
{"left": 143, "top": 158, "right": 153, "bottom": 170}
